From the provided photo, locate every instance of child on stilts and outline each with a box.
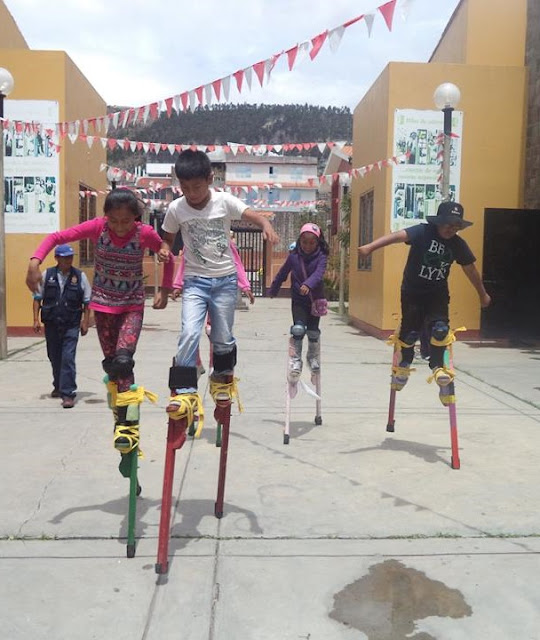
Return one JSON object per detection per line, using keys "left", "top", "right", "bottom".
{"left": 357, "top": 201, "right": 491, "bottom": 402}
{"left": 269, "top": 223, "right": 329, "bottom": 385}
{"left": 26, "top": 188, "right": 174, "bottom": 468}
{"left": 158, "top": 149, "right": 278, "bottom": 419}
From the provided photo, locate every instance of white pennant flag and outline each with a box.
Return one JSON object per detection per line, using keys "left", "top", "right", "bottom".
{"left": 130, "top": 141, "right": 137, "bottom": 152}
{"left": 100, "top": 137, "right": 108, "bottom": 149}
{"left": 296, "top": 41, "right": 311, "bottom": 66}
{"left": 328, "top": 26, "right": 345, "bottom": 53}
{"left": 142, "top": 142, "right": 150, "bottom": 153}
{"left": 400, "top": 0, "right": 414, "bottom": 21}
{"left": 245, "top": 144, "right": 252, "bottom": 154}
{"left": 317, "top": 143, "right": 326, "bottom": 153}
{"left": 82, "top": 119, "right": 89, "bottom": 135}
{"left": 222, "top": 75, "right": 231, "bottom": 102}
{"left": 197, "top": 145, "right": 206, "bottom": 152}
{"left": 244, "top": 66, "right": 253, "bottom": 91}
{"left": 99, "top": 163, "right": 106, "bottom": 172}
{"left": 121, "top": 110, "right": 130, "bottom": 128}
{"left": 111, "top": 111, "right": 120, "bottom": 129}
{"left": 364, "top": 13, "right": 375, "bottom": 37}
{"left": 229, "top": 143, "right": 239, "bottom": 156}
{"left": 189, "top": 90, "right": 197, "bottom": 112}
{"left": 204, "top": 83, "right": 213, "bottom": 106}
{"left": 168, "top": 144, "right": 175, "bottom": 155}
{"left": 86, "top": 136, "right": 94, "bottom": 148}
{"left": 67, "top": 131, "right": 77, "bottom": 145}
{"left": 116, "top": 139, "right": 124, "bottom": 150}
{"left": 273, "top": 145, "right": 282, "bottom": 153}
{"left": 173, "top": 95, "right": 181, "bottom": 113}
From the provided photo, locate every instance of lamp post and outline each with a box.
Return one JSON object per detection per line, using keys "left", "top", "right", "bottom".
{"left": 106, "top": 166, "right": 121, "bottom": 190}
{"left": 433, "top": 82, "right": 461, "bottom": 202}
{"left": 0, "top": 67, "right": 15, "bottom": 360}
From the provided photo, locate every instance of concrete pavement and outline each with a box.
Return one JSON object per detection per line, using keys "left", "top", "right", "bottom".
{"left": 1, "top": 298, "right": 539, "bottom": 639}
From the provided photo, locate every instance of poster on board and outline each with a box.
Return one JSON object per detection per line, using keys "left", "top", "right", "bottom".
{"left": 2, "top": 100, "right": 60, "bottom": 234}
{"left": 391, "top": 109, "right": 463, "bottom": 232}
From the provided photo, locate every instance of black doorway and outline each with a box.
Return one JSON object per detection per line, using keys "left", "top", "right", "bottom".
{"left": 482, "top": 208, "right": 540, "bottom": 339}
{"left": 231, "top": 227, "right": 266, "bottom": 297}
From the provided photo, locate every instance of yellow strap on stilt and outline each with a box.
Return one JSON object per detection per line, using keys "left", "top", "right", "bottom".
{"left": 116, "top": 386, "right": 158, "bottom": 407}
{"left": 427, "top": 366, "right": 455, "bottom": 386}
{"left": 210, "top": 377, "right": 244, "bottom": 413}
{"left": 104, "top": 379, "right": 118, "bottom": 409}
{"left": 386, "top": 333, "right": 415, "bottom": 350}
{"left": 114, "top": 425, "right": 140, "bottom": 455}
{"left": 430, "top": 326, "right": 467, "bottom": 348}
{"left": 167, "top": 393, "right": 205, "bottom": 437}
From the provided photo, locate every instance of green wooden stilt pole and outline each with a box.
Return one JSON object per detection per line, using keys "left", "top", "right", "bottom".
{"left": 127, "top": 448, "right": 139, "bottom": 558}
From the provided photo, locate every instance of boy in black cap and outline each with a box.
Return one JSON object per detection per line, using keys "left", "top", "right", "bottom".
{"left": 358, "top": 201, "right": 491, "bottom": 398}
{"left": 32, "top": 244, "right": 91, "bottom": 408}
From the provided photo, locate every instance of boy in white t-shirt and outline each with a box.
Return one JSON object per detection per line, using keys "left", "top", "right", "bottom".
{"left": 159, "top": 149, "right": 279, "bottom": 416}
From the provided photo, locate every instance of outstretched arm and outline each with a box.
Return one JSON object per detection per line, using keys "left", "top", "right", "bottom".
{"left": 358, "top": 229, "right": 408, "bottom": 258}
{"left": 241, "top": 209, "right": 280, "bottom": 244}
{"left": 461, "top": 263, "right": 491, "bottom": 307}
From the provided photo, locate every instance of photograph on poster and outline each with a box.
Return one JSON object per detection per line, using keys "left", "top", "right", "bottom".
{"left": 391, "top": 109, "right": 462, "bottom": 232}
{"left": 2, "top": 100, "right": 60, "bottom": 233}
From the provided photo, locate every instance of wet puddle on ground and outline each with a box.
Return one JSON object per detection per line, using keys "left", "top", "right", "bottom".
{"left": 330, "top": 559, "right": 472, "bottom": 639}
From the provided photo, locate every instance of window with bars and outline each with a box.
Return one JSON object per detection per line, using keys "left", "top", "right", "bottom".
{"left": 357, "top": 189, "right": 374, "bottom": 271}
{"left": 78, "top": 186, "right": 97, "bottom": 266}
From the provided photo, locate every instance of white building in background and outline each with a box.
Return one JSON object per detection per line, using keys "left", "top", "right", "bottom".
{"left": 224, "top": 155, "right": 319, "bottom": 212}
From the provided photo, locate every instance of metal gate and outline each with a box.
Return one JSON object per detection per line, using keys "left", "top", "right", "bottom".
{"left": 231, "top": 227, "right": 266, "bottom": 297}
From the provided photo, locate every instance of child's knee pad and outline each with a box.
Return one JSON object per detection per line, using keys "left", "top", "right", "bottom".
{"left": 213, "top": 345, "right": 237, "bottom": 374}
{"left": 168, "top": 365, "right": 198, "bottom": 391}
{"left": 430, "top": 321, "right": 449, "bottom": 344}
{"left": 290, "top": 323, "right": 306, "bottom": 340}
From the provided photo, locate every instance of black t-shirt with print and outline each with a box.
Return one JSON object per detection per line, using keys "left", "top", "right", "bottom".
{"left": 401, "top": 223, "right": 475, "bottom": 294}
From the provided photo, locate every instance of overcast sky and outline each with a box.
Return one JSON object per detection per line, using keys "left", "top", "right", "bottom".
{"left": 5, "top": 0, "right": 460, "bottom": 110}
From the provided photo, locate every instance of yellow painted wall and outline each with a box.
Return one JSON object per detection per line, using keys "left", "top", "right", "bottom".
{"left": 430, "top": 1, "right": 468, "bottom": 64}
{"left": 350, "top": 0, "right": 528, "bottom": 336}
{"left": 0, "top": 49, "right": 107, "bottom": 329}
{"left": 0, "top": 1, "right": 28, "bottom": 49}
{"left": 350, "top": 61, "right": 527, "bottom": 334}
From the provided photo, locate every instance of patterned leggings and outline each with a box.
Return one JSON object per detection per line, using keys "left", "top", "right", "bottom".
{"left": 94, "top": 310, "right": 144, "bottom": 392}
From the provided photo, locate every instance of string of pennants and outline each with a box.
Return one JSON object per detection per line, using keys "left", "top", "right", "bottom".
{"left": 80, "top": 152, "right": 410, "bottom": 200}
{"left": 0, "top": 0, "right": 399, "bottom": 138}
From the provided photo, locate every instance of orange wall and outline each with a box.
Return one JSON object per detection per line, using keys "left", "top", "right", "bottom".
{"left": 0, "top": 49, "right": 107, "bottom": 329}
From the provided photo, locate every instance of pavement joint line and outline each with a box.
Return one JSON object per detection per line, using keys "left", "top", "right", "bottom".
{"left": 0, "top": 530, "right": 520, "bottom": 539}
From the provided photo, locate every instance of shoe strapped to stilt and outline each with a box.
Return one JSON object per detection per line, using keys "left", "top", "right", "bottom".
{"left": 427, "top": 366, "right": 455, "bottom": 388}
{"left": 114, "top": 385, "right": 159, "bottom": 455}
{"left": 210, "top": 377, "right": 243, "bottom": 411}
{"left": 391, "top": 364, "right": 414, "bottom": 391}
{"left": 166, "top": 393, "right": 205, "bottom": 437}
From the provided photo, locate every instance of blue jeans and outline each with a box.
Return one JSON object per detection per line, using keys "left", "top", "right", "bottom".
{"left": 45, "top": 323, "right": 80, "bottom": 397}
{"left": 176, "top": 274, "right": 238, "bottom": 376}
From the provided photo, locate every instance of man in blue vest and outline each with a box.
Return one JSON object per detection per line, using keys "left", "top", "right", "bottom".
{"left": 32, "top": 244, "right": 91, "bottom": 408}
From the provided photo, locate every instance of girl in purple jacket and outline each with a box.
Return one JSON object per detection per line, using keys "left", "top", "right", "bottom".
{"left": 269, "top": 223, "right": 329, "bottom": 381}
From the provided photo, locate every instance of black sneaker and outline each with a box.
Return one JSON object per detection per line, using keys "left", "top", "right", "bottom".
{"left": 51, "top": 389, "right": 61, "bottom": 398}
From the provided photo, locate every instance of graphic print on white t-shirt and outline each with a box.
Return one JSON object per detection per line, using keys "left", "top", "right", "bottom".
{"left": 186, "top": 217, "right": 229, "bottom": 265}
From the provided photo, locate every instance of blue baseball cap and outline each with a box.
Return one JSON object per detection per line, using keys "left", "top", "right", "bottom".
{"left": 55, "top": 244, "right": 74, "bottom": 257}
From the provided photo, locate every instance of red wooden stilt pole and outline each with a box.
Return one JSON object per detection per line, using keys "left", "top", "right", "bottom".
{"left": 214, "top": 402, "right": 231, "bottom": 518}
{"left": 155, "top": 417, "right": 187, "bottom": 575}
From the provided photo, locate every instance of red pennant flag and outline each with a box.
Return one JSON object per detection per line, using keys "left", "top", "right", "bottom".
{"left": 161, "top": 143, "right": 168, "bottom": 151}
{"left": 180, "top": 92, "right": 189, "bottom": 111}
{"left": 149, "top": 102, "right": 159, "bottom": 119}
{"left": 212, "top": 79, "right": 222, "bottom": 101}
{"left": 194, "top": 86, "right": 204, "bottom": 106}
{"left": 149, "top": 143, "right": 156, "bottom": 153}
{"left": 175, "top": 144, "right": 183, "bottom": 152}
{"left": 378, "top": 0, "right": 397, "bottom": 31}
{"left": 223, "top": 145, "right": 231, "bottom": 153}
{"left": 253, "top": 60, "right": 266, "bottom": 86}
{"left": 165, "top": 98, "right": 173, "bottom": 117}
{"left": 286, "top": 46, "right": 299, "bottom": 71}
{"left": 310, "top": 31, "right": 328, "bottom": 60}
{"left": 233, "top": 69, "right": 244, "bottom": 92}
{"left": 207, "top": 145, "right": 215, "bottom": 152}
{"left": 107, "top": 138, "right": 116, "bottom": 151}
{"left": 136, "top": 141, "right": 143, "bottom": 151}
{"left": 123, "top": 139, "right": 130, "bottom": 150}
